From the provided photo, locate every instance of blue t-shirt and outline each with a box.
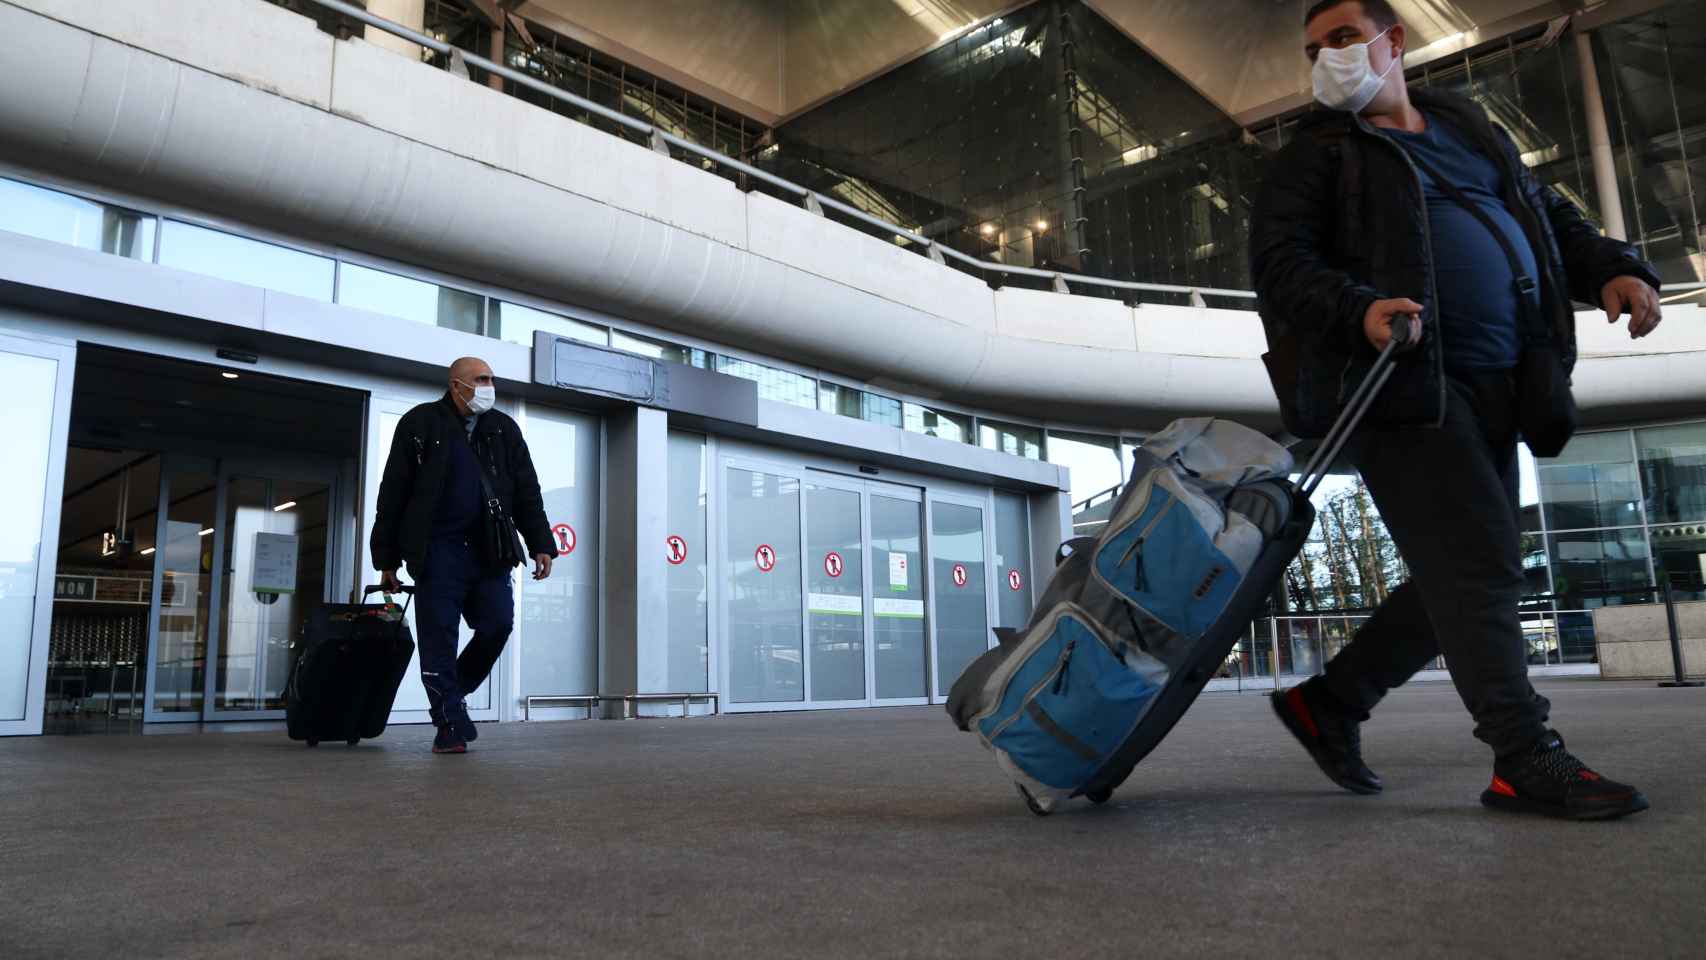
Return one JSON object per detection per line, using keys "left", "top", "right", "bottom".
{"left": 1385, "top": 113, "right": 1538, "bottom": 372}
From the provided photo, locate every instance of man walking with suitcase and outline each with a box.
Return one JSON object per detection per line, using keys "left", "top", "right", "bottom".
{"left": 372, "top": 357, "right": 556, "bottom": 754}
{"left": 1252, "top": 0, "right": 1663, "bottom": 819}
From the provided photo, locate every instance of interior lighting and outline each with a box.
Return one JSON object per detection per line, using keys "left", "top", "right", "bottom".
{"left": 273, "top": 500, "right": 297, "bottom": 512}
{"left": 980, "top": 223, "right": 996, "bottom": 236}
{"left": 1035, "top": 220, "right": 1048, "bottom": 232}
{"left": 199, "top": 528, "right": 214, "bottom": 537}
{"left": 221, "top": 371, "right": 240, "bottom": 380}
{"left": 140, "top": 547, "right": 156, "bottom": 557}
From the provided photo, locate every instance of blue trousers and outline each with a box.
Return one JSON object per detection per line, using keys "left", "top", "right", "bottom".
{"left": 412, "top": 537, "right": 514, "bottom": 725}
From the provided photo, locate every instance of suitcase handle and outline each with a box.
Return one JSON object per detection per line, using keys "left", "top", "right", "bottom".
{"left": 1296, "top": 318, "right": 1414, "bottom": 498}
{"left": 363, "top": 584, "right": 415, "bottom": 596}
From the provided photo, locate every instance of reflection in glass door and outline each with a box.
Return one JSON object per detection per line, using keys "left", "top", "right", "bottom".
{"left": 144, "top": 462, "right": 218, "bottom": 721}
{"left": 210, "top": 477, "right": 331, "bottom": 717}
{"left": 932, "top": 499, "right": 990, "bottom": 698}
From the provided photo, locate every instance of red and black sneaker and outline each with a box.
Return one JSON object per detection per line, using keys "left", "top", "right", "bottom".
{"left": 1270, "top": 678, "right": 1383, "bottom": 795}
{"left": 432, "top": 723, "right": 467, "bottom": 755}
{"left": 1481, "top": 730, "right": 1648, "bottom": 821}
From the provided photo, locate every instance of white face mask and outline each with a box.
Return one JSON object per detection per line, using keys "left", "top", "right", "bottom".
{"left": 456, "top": 379, "right": 495, "bottom": 415}
{"left": 1312, "top": 27, "right": 1398, "bottom": 114}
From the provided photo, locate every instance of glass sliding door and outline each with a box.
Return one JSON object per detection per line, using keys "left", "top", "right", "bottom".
{"left": 870, "top": 491, "right": 927, "bottom": 701}
{"left": 0, "top": 334, "right": 75, "bottom": 737}
{"left": 725, "top": 464, "right": 804, "bottom": 704}
{"left": 144, "top": 461, "right": 218, "bottom": 722}
{"left": 806, "top": 482, "right": 865, "bottom": 702}
{"left": 931, "top": 498, "right": 990, "bottom": 698}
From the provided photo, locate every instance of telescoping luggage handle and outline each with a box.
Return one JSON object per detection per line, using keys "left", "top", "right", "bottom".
{"left": 361, "top": 583, "right": 415, "bottom": 619}
{"left": 1296, "top": 320, "right": 1414, "bottom": 498}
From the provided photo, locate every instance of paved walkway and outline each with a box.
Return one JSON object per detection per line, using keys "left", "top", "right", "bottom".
{"left": 2, "top": 679, "right": 1701, "bottom": 959}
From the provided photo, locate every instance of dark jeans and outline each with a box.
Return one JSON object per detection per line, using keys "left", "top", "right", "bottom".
{"left": 1321, "top": 370, "right": 1550, "bottom": 757}
{"left": 412, "top": 537, "right": 514, "bottom": 725}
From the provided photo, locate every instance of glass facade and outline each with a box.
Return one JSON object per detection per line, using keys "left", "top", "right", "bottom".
{"left": 337, "top": 263, "right": 483, "bottom": 333}
{"left": 159, "top": 221, "right": 334, "bottom": 302}
{"left": 0, "top": 177, "right": 154, "bottom": 261}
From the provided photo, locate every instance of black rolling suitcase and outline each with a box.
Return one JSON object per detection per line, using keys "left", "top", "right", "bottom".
{"left": 948, "top": 328, "right": 1410, "bottom": 814}
{"left": 286, "top": 585, "right": 416, "bottom": 747}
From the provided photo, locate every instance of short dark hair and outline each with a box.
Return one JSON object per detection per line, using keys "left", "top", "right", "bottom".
{"left": 1304, "top": 0, "right": 1399, "bottom": 30}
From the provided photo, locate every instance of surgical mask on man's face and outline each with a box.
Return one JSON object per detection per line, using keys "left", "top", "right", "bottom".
{"left": 1312, "top": 27, "right": 1398, "bottom": 114}
{"left": 457, "top": 379, "right": 495, "bottom": 415}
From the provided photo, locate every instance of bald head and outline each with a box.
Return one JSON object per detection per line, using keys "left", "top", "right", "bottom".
{"left": 448, "top": 356, "right": 494, "bottom": 415}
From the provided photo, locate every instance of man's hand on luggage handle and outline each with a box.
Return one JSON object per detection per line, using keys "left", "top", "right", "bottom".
{"left": 381, "top": 568, "right": 402, "bottom": 594}
{"left": 532, "top": 553, "right": 553, "bottom": 581}
{"left": 1364, "top": 298, "right": 1425, "bottom": 352}
{"left": 1601, "top": 276, "right": 1662, "bottom": 340}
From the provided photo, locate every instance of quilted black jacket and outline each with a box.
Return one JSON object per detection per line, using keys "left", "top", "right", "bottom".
{"left": 1250, "top": 88, "right": 1658, "bottom": 437}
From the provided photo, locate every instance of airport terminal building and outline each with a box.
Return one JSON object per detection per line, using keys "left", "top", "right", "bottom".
{"left": 1, "top": 0, "right": 1702, "bottom": 736}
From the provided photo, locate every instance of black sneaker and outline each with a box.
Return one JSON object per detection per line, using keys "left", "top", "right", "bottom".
{"left": 446, "top": 704, "right": 479, "bottom": 744}
{"left": 1271, "top": 678, "right": 1382, "bottom": 795}
{"left": 1482, "top": 730, "right": 1648, "bottom": 821}
{"left": 432, "top": 723, "right": 467, "bottom": 755}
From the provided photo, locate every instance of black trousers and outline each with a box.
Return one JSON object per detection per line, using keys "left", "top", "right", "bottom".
{"left": 1321, "top": 370, "right": 1550, "bottom": 757}
{"left": 413, "top": 537, "right": 514, "bottom": 725}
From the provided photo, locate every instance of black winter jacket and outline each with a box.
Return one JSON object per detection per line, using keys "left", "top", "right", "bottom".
{"left": 370, "top": 394, "right": 555, "bottom": 576}
{"left": 1250, "top": 88, "right": 1658, "bottom": 437}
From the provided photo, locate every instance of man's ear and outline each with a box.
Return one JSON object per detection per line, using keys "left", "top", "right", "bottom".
{"left": 1387, "top": 23, "right": 1407, "bottom": 61}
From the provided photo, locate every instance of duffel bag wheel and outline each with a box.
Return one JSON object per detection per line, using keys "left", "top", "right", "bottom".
{"left": 1017, "top": 785, "right": 1051, "bottom": 817}
{"left": 306, "top": 739, "right": 319, "bottom": 748}
{"left": 1086, "top": 787, "right": 1113, "bottom": 805}
{"left": 346, "top": 738, "right": 360, "bottom": 746}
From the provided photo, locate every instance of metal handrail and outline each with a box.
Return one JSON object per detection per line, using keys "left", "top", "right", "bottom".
{"left": 293, "top": 2, "right": 1705, "bottom": 310}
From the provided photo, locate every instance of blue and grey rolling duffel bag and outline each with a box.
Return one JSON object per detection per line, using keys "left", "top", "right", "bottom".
{"left": 946, "top": 330, "right": 1408, "bottom": 815}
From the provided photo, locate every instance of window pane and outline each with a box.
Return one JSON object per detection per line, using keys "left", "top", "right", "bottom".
{"left": 931, "top": 501, "right": 987, "bottom": 697}
{"left": 1636, "top": 422, "right": 1706, "bottom": 526}
{"left": 992, "top": 491, "right": 1032, "bottom": 628}
{"left": 338, "top": 263, "right": 482, "bottom": 332}
{"left": 820, "top": 382, "right": 901, "bottom": 427}
{"left": 903, "top": 402, "right": 972, "bottom": 444}
{"left": 1547, "top": 529, "right": 1653, "bottom": 611}
{"left": 1651, "top": 523, "right": 1706, "bottom": 602}
{"left": 979, "top": 419, "right": 1043, "bottom": 460}
{"left": 491, "top": 301, "right": 606, "bottom": 349}
{"left": 713, "top": 355, "right": 817, "bottom": 408}
{"left": 1048, "top": 430, "right": 1123, "bottom": 513}
{"left": 871, "top": 495, "right": 926, "bottom": 699}
{"left": 806, "top": 484, "right": 865, "bottom": 701}
{"left": 0, "top": 178, "right": 154, "bottom": 260}
{"left": 1537, "top": 431, "right": 1641, "bottom": 530}
{"left": 158, "top": 221, "right": 333, "bottom": 300}
{"left": 611, "top": 330, "right": 710, "bottom": 368}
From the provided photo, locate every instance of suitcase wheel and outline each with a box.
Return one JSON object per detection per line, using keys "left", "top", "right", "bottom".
{"left": 306, "top": 739, "right": 319, "bottom": 748}
{"left": 1086, "top": 787, "right": 1113, "bottom": 805}
{"left": 1017, "top": 785, "right": 1051, "bottom": 818}
{"left": 346, "top": 738, "right": 360, "bottom": 746}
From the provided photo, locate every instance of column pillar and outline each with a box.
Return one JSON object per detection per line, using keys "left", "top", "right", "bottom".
{"left": 1573, "top": 20, "right": 1628, "bottom": 240}
{"left": 365, "top": 0, "right": 427, "bottom": 62}
{"left": 600, "top": 404, "right": 670, "bottom": 717}
{"left": 488, "top": 17, "right": 506, "bottom": 92}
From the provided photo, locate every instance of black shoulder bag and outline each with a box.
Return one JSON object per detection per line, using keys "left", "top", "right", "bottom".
{"left": 1404, "top": 149, "right": 1578, "bottom": 457}
{"left": 468, "top": 430, "right": 526, "bottom": 570}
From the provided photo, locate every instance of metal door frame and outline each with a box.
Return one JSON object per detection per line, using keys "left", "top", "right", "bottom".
{"left": 0, "top": 332, "right": 75, "bottom": 738}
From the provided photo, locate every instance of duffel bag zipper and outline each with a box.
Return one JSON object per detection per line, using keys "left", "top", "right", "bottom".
{"left": 987, "top": 638, "right": 1078, "bottom": 742}
{"left": 1116, "top": 494, "right": 1176, "bottom": 583}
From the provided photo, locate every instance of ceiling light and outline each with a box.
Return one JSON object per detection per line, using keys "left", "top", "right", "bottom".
{"left": 199, "top": 528, "right": 214, "bottom": 537}
{"left": 221, "top": 371, "right": 239, "bottom": 380}
{"left": 140, "top": 547, "right": 156, "bottom": 557}
{"left": 1035, "top": 220, "right": 1048, "bottom": 232}
{"left": 980, "top": 223, "right": 995, "bottom": 236}
{"left": 273, "top": 500, "right": 297, "bottom": 512}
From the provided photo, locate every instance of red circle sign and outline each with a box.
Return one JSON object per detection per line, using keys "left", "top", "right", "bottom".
{"left": 1008, "top": 569, "right": 1024, "bottom": 592}
{"left": 952, "top": 563, "right": 968, "bottom": 587}
{"left": 755, "top": 544, "right": 777, "bottom": 573}
{"left": 551, "top": 523, "right": 576, "bottom": 556}
{"left": 666, "top": 535, "right": 688, "bottom": 565}
{"left": 824, "top": 552, "right": 843, "bottom": 578}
